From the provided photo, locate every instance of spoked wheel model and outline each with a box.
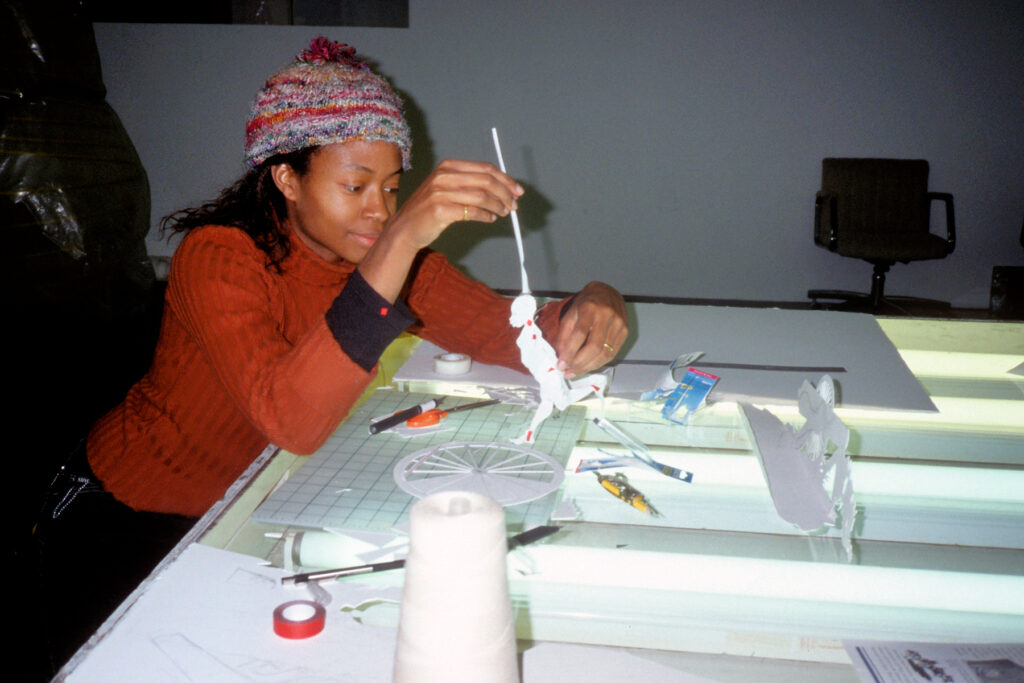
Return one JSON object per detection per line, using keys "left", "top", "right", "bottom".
{"left": 393, "top": 441, "right": 564, "bottom": 506}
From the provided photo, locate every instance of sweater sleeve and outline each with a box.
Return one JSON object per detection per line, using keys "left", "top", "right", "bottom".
{"left": 404, "top": 251, "right": 569, "bottom": 372}
{"left": 166, "top": 229, "right": 378, "bottom": 454}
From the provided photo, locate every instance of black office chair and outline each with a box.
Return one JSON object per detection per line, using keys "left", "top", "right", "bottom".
{"left": 807, "top": 158, "right": 956, "bottom": 314}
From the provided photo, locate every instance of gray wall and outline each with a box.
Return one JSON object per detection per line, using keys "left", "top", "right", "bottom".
{"left": 95, "top": 0, "right": 1024, "bottom": 308}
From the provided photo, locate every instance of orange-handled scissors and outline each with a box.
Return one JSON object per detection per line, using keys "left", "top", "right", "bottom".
{"left": 406, "top": 398, "right": 501, "bottom": 428}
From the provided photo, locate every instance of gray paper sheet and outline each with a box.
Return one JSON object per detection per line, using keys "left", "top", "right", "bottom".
{"left": 610, "top": 304, "right": 935, "bottom": 411}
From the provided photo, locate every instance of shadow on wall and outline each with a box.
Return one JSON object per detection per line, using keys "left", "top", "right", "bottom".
{"left": 397, "top": 88, "right": 558, "bottom": 286}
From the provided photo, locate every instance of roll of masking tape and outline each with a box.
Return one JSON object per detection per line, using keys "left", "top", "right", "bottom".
{"left": 273, "top": 600, "right": 326, "bottom": 639}
{"left": 433, "top": 353, "right": 471, "bottom": 375}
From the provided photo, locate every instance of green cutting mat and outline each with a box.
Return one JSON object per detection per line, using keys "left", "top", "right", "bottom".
{"left": 253, "top": 390, "right": 585, "bottom": 532}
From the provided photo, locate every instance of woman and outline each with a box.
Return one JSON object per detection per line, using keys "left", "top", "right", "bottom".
{"left": 34, "top": 36, "right": 627, "bottom": 671}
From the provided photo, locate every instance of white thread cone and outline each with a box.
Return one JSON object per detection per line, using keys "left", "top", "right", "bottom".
{"left": 393, "top": 491, "right": 518, "bottom": 683}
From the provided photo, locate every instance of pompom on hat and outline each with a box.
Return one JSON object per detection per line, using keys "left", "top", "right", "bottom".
{"left": 244, "top": 37, "right": 412, "bottom": 169}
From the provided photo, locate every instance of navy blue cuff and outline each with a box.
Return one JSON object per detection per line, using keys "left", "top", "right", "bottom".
{"left": 326, "top": 270, "right": 414, "bottom": 372}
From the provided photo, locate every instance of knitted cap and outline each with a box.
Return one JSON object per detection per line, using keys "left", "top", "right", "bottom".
{"left": 244, "top": 37, "right": 412, "bottom": 169}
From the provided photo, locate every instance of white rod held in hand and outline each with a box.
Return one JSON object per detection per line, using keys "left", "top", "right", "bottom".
{"left": 490, "top": 127, "right": 531, "bottom": 294}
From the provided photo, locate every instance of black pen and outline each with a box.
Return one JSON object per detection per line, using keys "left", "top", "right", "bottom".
{"left": 281, "top": 525, "right": 562, "bottom": 585}
{"left": 368, "top": 398, "right": 441, "bottom": 435}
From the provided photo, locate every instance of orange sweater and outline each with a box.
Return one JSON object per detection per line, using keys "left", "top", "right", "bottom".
{"left": 87, "top": 225, "right": 564, "bottom": 517}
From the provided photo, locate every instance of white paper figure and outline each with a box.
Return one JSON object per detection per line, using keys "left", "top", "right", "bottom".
{"left": 491, "top": 130, "right": 606, "bottom": 444}
{"left": 509, "top": 294, "right": 606, "bottom": 444}
{"left": 739, "top": 375, "right": 857, "bottom": 561}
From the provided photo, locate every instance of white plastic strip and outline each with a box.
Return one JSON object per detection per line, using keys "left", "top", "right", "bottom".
{"left": 491, "top": 127, "right": 531, "bottom": 294}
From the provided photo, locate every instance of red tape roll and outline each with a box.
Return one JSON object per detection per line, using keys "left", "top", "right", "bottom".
{"left": 273, "top": 600, "right": 326, "bottom": 639}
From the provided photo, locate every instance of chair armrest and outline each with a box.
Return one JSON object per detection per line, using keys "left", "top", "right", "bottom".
{"left": 814, "top": 191, "right": 838, "bottom": 250}
{"left": 928, "top": 191, "right": 956, "bottom": 253}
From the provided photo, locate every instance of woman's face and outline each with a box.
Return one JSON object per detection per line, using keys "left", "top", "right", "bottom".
{"left": 272, "top": 140, "right": 403, "bottom": 264}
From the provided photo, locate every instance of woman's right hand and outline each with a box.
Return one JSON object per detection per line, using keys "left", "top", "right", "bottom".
{"left": 358, "top": 159, "right": 524, "bottom": 302}
{"left": 384, "top": 159, "right": 524, "bottom": 251}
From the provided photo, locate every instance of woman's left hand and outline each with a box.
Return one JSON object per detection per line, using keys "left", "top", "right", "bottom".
{"left": 554, "top": 282, "right": 629, "bottom": 378}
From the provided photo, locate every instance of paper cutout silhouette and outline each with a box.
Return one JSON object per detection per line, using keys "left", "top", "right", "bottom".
{"left": 492, "top": 129, "right": 606, "bottom": 444}
{"left": 509, "top": 294, "right": 606, "bottom": 444}
{"left": 740, "top": 375, "right": 856, "bottom": 560}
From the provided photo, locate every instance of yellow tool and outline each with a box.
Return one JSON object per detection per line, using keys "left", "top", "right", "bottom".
{"left": 594, "top": 472, "right": 660, "bottom": 516}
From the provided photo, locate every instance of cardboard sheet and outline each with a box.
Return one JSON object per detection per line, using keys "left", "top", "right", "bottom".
{"left": 398, "top": 304, "right": 936, "bottom": 412}
{"left": 395, "top": 340, "right": 535, "bottom": 388}
{"left": 68, "top": 543, "right": 703, "bottom": 682}
{"left": 612, "top": 304, "right": 935, "bottom": 411}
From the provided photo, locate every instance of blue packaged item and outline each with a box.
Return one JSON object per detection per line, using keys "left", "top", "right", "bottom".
{"left": 660, "top": 368, "right": 719, "bottom": 425}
